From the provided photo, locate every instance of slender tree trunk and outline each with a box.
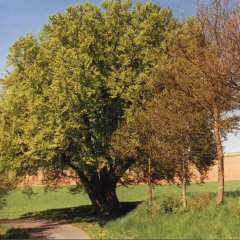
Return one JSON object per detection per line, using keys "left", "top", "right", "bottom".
{"left": 182, "top": 158, "right": 187, "bottom": 208}
{"left": 148, "top": 158, "right": 153, "bottom": 204}
{"left": 77, "top": 169, "right": 120, "bottom": 214}
{"left": 213, "top": 106, "right": 224, "bottom": 206}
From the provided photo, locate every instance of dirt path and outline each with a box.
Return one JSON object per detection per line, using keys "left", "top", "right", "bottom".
{"left": 0, "top": 218, "right": 90, "bottom": 239}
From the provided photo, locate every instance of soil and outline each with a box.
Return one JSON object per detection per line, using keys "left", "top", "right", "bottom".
{"left": 0, "top": 218, "right": 90, "bottom": 239}
{"left": 206, "top": 155, "right": 240, "bottom": 181}
{"left": 20, "top": 155, "right": 240, "bottom": 186}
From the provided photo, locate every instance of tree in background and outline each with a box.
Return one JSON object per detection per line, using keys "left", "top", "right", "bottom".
{"left": 152, "top": 0, "right": 240, "bottom": 205}
{"left": 219, "top": 2, "right": 240, "bottom": 91}
{"left": 111, "top": 108, "right": 176, "bottom": 204}
{"left": 146, "top": 92, "right": 216, "bottom": 208}
{"left": 0, "top": 1, "right": 177, "bottom": 213}
{"left": 111, "top": 90, "right": 216, "bottom": 207}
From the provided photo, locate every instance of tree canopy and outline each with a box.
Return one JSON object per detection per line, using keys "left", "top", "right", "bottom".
{"left": 151, "top": 0, "right": 240, "bottom": 205}
{"left": 0, "top": 0, "right": 178, "bottom": 213}
{"left": 111, "top": 89, "right": 216, "bottom": 206}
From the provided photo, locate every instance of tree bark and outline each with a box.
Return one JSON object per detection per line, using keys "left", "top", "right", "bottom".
{"left": 213, "top": 106, "right": 224, "bottom": 206}
{"left": 182, "top": 158, "right": 187, "bottom": 208}
{"left": 148, "top": 158, "right": 153, "bottom": 204}
{"left": 77, "top": 169, "right": 120, "bottom": 214}
{"left": 63, "top": 152, "right": 121, "bottom": 214}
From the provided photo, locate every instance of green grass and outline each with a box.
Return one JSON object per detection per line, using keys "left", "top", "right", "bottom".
{"left": 1, "top": 181, "right": 237, "bottom": 218}
{"left": 0, "top": 187, "right": 91, "bottom": 218}
{"left": 0, "top": 225, "right": 11, "bottom": 236}
{"left": 1, "top": 181, "right": 240, "bottom": 238}
{"left": 103, "top": 192, "right": 240, "bottom": 239}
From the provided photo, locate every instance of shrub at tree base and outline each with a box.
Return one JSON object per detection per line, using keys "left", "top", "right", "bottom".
{"left": 2, "top": 228, "right": 30, "bottom": 239}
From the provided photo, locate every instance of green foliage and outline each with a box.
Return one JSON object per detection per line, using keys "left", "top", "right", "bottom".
{"left": 0, "top": 173, "right": 16, "bottom": 209}
{"left": 0, "top": 0, "right": 177, "bottom": 187}
{"left": 0, "top": 225, "right": 30, "bottom": 240}
{"left": 113, "top": 90, "right": 216, "bottom": 186}
{"left": 2, "top": 228, "right": 30, "bottom": 239}
{"left": 159, "top": 193, "right": 181, "bottom": 214}
{"left": 142, "top": 193, "right": 181, "bottom": 218}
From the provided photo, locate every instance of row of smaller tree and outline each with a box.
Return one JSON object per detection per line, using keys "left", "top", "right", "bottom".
{"left": 112, "top": 0, "right": 240, "bottom": 207}
{"left": 112, "top": 89, "right": 216, "bottom": 207}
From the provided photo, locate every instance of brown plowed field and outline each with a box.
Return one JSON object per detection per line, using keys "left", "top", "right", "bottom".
{"left": 206, "top": 155, "right": 240, "bottom": 181}
{"left": 19, "top": 155, "right": 240, "bottom": 187}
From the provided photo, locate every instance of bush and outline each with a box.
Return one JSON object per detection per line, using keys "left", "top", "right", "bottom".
{"left": 188, "top": 193, "right": 212, "bottom": 210}
{"left": 142, "top": 193, "right": 181, "bottom": 218}
{"left": 159, "top": 193, "right": 181, "bottom": 214}
{"left": 3, "top": 228, "right": 30, "bottom": 239}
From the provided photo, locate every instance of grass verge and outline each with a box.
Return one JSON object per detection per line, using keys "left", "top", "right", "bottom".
{"left": 1, "top": 181, "right": 240, "bottom": 238}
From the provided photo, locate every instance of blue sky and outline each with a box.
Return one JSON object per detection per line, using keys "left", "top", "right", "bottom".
{"left": 0, "top": 0, "right": 196, "bottom": 77}
{"left": 0, "top": 0, "right": 239, "bottom": 152}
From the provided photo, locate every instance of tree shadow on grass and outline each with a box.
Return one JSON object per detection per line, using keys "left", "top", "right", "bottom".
{"left": 225, "top": 190, "right": 240, "bottom": 198}
{"left": 21, "top": 201, "right": 141, "bottom": 226}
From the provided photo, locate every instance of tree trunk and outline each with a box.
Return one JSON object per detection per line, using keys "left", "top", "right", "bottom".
{"left": 182, "top": 158, "right": 187, "bottom": 208}
{"left": 148, "top": 158, "right": 153, "bottom": 204}
{"left": 213, "top": 106, "right": 224, "bottom": 206}
{"left": 77, "top": 169, "right": 120, "bottom": 214}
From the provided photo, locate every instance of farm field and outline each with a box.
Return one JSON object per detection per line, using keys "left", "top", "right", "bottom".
{"left": 17, "top": 154, "right": 240, "bottom": 186}
{"left": 206, "top": 154, "right": 240, "bottom": 181}
{"left": 1, "top": 180, "right": 240, "bottom": 238}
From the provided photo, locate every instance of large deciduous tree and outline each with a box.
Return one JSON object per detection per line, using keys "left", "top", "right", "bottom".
{"left": 0, "top": 1, "right": 177, "bottom": 213}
